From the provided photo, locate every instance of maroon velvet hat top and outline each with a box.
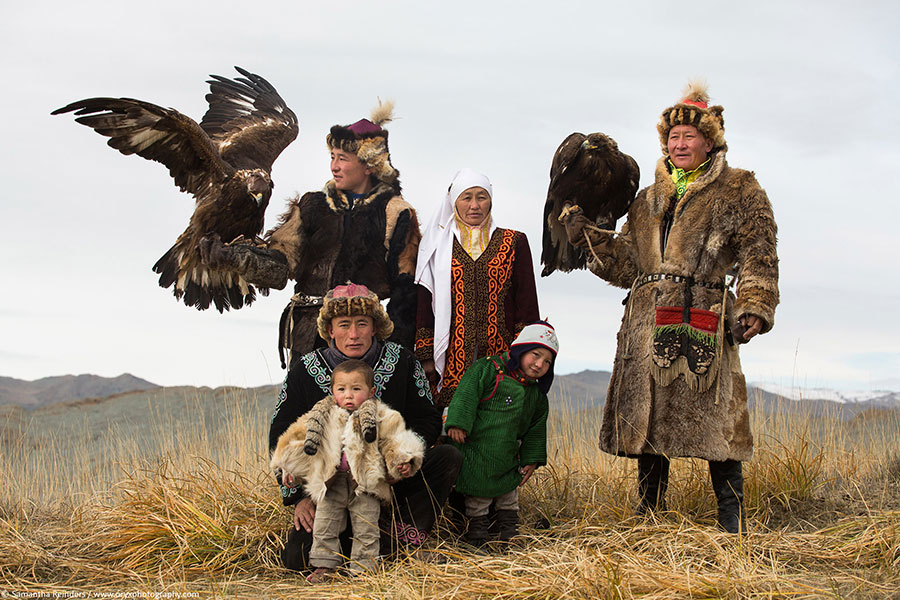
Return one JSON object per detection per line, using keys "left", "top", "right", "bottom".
{"left": 347, "top": 118, "right": 384, "bottom": 136}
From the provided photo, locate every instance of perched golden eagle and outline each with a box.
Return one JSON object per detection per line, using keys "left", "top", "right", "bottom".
{"left": 540, "top": 132, "right": 639, "bottom": 277}
{"left": 52, "top": 66, "right": 299, "bottom": 312}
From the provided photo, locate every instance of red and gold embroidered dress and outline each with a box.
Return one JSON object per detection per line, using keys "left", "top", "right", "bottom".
{"left": 415, "top": 228, "right": 539, "bottom": 407}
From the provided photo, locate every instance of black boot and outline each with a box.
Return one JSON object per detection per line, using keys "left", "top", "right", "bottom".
{"left": 636, "top": 454, "right": 670, "bottom": 514}
{"left": 465, "top": 514, "right": 490, "bottom": 546}
{"left": 494, "top": 509, "right": 519, "bottom": 542}
{"left": 709, "top": 460, "right": 745, "bottom": 533}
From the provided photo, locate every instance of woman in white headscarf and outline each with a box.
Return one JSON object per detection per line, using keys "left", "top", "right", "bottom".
{"left": 414, "top": 168, "right": 540, "bottom": 408}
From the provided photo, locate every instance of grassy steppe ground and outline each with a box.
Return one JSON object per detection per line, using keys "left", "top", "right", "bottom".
{"left": 2, "top": 387, "right": 899, "bottom": 599}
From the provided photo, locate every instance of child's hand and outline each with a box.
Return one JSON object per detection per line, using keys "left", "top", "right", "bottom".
{"left": 519, "top": 464, "right": 537, "bottom": 486}
{"left": 396, "top": 460, "right": 413, "bottom": 478}
{"left": 447, "top": 427, "right": 467, "bottom": 444}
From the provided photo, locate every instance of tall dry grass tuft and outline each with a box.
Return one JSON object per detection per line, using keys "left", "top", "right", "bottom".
{"left": 87, "top": 460, "right": 284, "bottom": 575}
{"left": 2, "top": 384, "right": 900, "bottom": 598}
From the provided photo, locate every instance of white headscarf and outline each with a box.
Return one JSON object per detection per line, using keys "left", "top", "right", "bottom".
{"left": 415, "top": 168, "right": 497, "bottom": 388}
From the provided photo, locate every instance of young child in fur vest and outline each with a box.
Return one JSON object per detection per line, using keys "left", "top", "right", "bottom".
{"left": 445, "top": 321, "right": 558, "bottom": 547}
{"left": 270, "top": 359, "right": 425, "bottom": 582}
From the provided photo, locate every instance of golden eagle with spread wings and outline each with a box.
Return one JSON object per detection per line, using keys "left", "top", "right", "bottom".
{"left": 52, "top": 66, "right": 299, "bottom": 312}
{"left": 540, "top": 132, "right": 640, "bottom": 276}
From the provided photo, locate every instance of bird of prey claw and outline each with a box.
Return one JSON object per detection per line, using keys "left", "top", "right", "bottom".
{"left": 557, "top": 203, "right": 583, "bottom": 224}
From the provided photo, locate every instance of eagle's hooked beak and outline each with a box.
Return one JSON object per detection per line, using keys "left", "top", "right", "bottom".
{"left": 581, "top": 140, "right": 598, "bottom": 151}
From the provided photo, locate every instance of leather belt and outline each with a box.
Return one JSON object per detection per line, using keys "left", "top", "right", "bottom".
{"left": 634, "top": 272, "right": 725, "bottom": 291}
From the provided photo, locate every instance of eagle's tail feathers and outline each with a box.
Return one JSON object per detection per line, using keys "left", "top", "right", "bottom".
{"left": 153, "top": 244, "right": 256, "bottom": 312}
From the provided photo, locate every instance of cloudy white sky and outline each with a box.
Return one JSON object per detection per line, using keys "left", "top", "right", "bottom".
{"left": 2, "top": 1, "right": 898, "bottom": 393}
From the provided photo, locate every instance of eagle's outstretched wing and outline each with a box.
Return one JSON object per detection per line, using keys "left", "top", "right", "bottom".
{"left": 52, "top": 97, "right": 230, "bottom": 201}
{"left": 200, "top": 66, "right": 299, "bottom": 173}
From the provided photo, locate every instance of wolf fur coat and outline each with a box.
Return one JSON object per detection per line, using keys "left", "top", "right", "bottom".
{"left": 587, "top": 151, "right": 778, "bottom": 462}
{"left": 270, "top": 396, "right": 425, "bottom": 504}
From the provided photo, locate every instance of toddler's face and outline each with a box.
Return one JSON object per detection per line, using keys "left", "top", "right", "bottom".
{"left": 519, "top": 347, "right": 554, "bottom": 379}
{"left": 332, "top": 370, "right": 373, "bottom": 411}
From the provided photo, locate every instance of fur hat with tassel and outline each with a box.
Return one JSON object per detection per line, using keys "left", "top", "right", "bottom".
{"left": 657, "top": 80, "right": 727, "bottom": 156}
{"left": 327, "top": 99, "right": 399, "bottom": 185}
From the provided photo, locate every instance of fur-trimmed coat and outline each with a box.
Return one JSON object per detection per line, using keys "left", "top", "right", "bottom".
{"left": 588, "top": 151, "right": 778, "bottom": 462}
{"left": 270, "top": 397, "right": 425, "bottom": 504}
{"left": 265, "top": 180, "right": 422, "bottom": 364}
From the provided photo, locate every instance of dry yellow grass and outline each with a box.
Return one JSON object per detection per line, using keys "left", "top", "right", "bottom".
{"left": 2, "top": 387, "right": 899, "bottom": 599}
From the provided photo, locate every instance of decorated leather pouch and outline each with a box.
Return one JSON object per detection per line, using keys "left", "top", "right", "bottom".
{"left": 651, "top": 305, "right": 720, "bottom": 392}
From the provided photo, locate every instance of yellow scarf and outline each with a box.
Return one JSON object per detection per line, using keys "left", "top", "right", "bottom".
{"left": 454, "top": 213, "right": 492, "bottom": 260}
{"left": 669, "top": 158, "right": 710, "bottom": 199}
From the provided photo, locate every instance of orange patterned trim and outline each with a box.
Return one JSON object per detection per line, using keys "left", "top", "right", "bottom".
{"left": 436, "top": 229, "right": 520, "bottom": 407}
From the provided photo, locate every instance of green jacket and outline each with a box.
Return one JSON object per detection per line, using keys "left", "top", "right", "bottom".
{"left": 445, "top": 355, "right": 549, "bottom": 498}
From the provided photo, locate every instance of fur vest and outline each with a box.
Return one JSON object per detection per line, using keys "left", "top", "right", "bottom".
{"left": 589, "top": 151, "right": 779, "bottom": 462}
{"left": 270, "top": 396, "right": 425, "bottom": 504}
{"left": 266, "top": 180, "right": 422, "bottom": 362}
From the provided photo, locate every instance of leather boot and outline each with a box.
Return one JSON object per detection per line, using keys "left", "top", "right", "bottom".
{"left": 636, "top": 454, "right": 670, "bottom": 514}
{"left": 709, "top": 460, "right": 745, "bottom": 533}
{"left": 465, "top": 514, "right": 490, "bottom": 546}
{"left": 494, "top": 509, "right": 519, "bottom": 542}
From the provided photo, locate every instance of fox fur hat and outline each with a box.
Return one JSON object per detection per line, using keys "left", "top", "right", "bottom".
{"left": 327, "top": 99, "right": 399, "bottom": 185}
{"left": 317, "top": 282, "right": 394, "bottom": 342}
{"left": 657, "top": 80, "right": 727, "bottom": 156}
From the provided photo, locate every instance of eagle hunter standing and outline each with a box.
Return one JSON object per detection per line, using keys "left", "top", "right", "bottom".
{"left": 53, "top": 67, "right": 299, "bottom": 312}
{"left": 563, "top": 81, "right": 779, "bottom": 533}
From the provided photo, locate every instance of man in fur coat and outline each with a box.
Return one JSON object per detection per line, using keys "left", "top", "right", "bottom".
{"left": 201, "top": 101, "right": 422, "bottom": 368}
{"left": 269, "top": 283, "right": 460, "bottom": 569}
{"left": 565, "top": 81, "right": 779, "bottom": 533}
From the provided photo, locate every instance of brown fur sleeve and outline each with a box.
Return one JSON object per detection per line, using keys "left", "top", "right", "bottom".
{"left": 732, "top": 174, "right": 779, "bottom": 333}
{"left": 587, "top": 216, "right": 641, "bottom": 289}
{"left": 265, "top": 194, "right": 304, "bottom": 277}
{"left": 385, "top": 196, "right": 422, "bottom": 277}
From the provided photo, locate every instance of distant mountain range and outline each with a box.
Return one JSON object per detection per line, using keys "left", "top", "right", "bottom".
{"left": 751, "top": 383, "right": 900, "bottom": 405}
{"left": 0, "top": 373, "right": 159, "bottom": 409}
{"left": 2, "top": 371, "right": 898, "bottom": 421}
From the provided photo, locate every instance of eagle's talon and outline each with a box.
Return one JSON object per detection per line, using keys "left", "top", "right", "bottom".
{"left": 557, "top": 204, "right": 583, "bottom": 224}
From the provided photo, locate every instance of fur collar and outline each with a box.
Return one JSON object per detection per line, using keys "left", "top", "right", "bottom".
{"left": 323, "top": 179, "right": 401, "bottom": 213}
{"left": 649, "top": 150, "right": 728, "bottom": 218}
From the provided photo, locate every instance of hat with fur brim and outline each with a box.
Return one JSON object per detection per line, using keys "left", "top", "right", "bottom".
{"left": 657, "top": 79, "right": 727, "bottom": 156}
{"left": 316, "top": 283, "right": 394, "bottom": 341}
{"left": 327, "top": 99, "right": 399, "bottom": 186}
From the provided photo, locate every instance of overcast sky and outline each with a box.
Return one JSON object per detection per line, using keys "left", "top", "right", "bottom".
{"left": 2, "top": 1, "right": 898, "bottom": 393}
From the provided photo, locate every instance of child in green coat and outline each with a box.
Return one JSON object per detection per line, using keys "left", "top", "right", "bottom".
{"left": 445, "top": 321, "right": 559, "bottom": 545}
